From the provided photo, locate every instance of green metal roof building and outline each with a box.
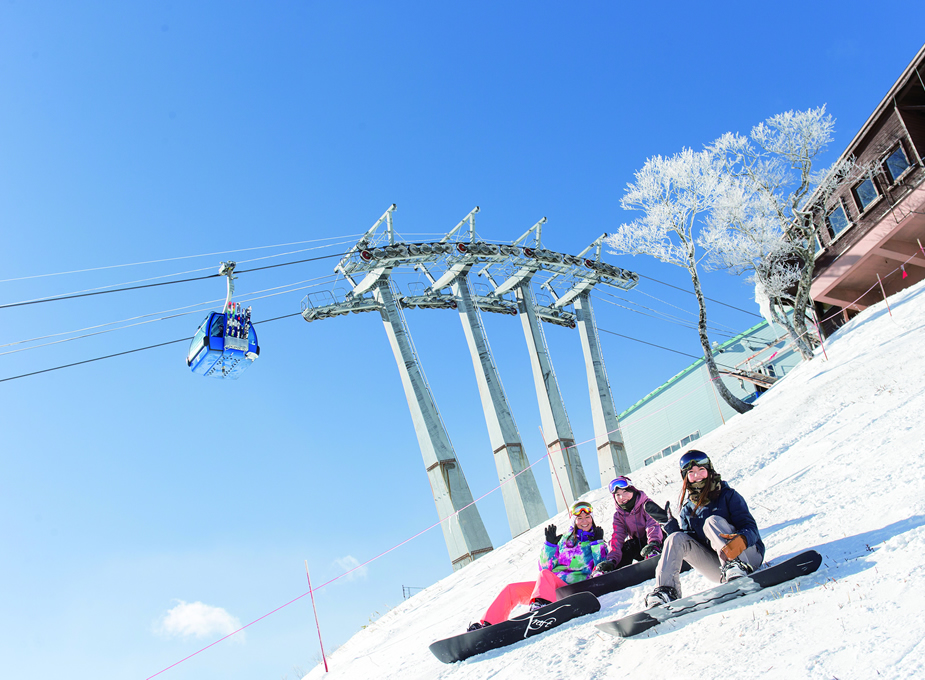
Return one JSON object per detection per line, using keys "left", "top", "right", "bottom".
{"left": 618, "top": 319, "right": 803, "bottom": 470}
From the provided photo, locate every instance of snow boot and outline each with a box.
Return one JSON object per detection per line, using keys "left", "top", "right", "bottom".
{"left": 720, "top": 558, "right": 753, "bottom": 583}
{"left": 467, "top": 620, "right": 491, "bottom": 632}
{"left": 644, "top": 585, "right": 679, "bottom": 608}
{"left": 528, "top": 598, "right": 552, "bottom": 612}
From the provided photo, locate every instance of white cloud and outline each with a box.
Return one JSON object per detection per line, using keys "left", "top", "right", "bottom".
{"left": 333, "top": 555, "right": 368, "bottom": 581}
{"left": 155, "top": 600, "right": 245, "bottom": 642}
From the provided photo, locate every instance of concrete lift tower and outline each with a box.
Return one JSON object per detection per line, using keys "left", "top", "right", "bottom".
{"left": 301, "top": 205, "right": 639, "bottom": 568}
{"left": 541, "top": 235, "right": 634, "bottom": 486}
{"left": 405, "top": 207, "right": 549, "bottom": 538}
{"left": 302, "top": 205, "right": 490, "bottom": 570}
{"left": 475, "top": 220, "right": 637, "bottom": 510}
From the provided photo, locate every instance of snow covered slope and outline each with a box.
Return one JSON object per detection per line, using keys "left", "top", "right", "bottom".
{"left": 305, "top": 280, "right": 925, "bottom": 680}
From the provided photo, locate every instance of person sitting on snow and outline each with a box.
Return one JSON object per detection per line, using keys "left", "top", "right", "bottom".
{"left": 592, "top": 476, "right": 664, "bottom": 575}
{"left": 467, "top": 500, "right": 608, "bottom": 631}
{"left": 644, "top": 449, "right": 765, "bottom": 607}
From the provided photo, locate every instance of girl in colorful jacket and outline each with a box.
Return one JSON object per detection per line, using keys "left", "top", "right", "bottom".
{"left": 467, "top": 501, "right": 607, "bottom": 631}
{"left": 593, "top": 476, "right": 664, "bottom": 574}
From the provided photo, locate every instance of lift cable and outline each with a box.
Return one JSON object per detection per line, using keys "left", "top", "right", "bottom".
{"left": 0, "top": 240, "right": 357, "bottom": 309}
{"left": 0, "top": 274, "right": 341, "bottom": 356}
{"left": 0, "top": 234, "right": 363, "bottom": 284}
{"left": 592, "top": 291, "right": 737, "bottom": 339}
{"left": 0, "top": 312, "right": 302, "bottom": 384}
{"left": 0, "top": 252, "right": 348, "bottom": 310}
{"left": 615, "top": 285, "right": 744, "bottom": 333}
{"left": 596, "top": 326, "right": 743, "bottom": 372}
{"left": 1, "top": 309, "right": 745, "bottom": 385}
{"left": 636, "top": 273, "right": 762, "bottom": 318}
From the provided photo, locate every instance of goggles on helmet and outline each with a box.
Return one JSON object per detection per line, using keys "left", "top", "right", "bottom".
{"left": 570, "top": 501, "right": 593, "bottom": 517}
{"left": 679, "top": 450, "right": 711, "bottom": 477}
{"left": 609, "top": 477, "right": 634, "bottom": 493}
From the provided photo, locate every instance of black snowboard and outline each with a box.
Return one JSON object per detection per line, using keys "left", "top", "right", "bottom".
{"left": 556, "top": 555, "right": 691, "bottom": 599}
{"left": 595, "top": 549, "right": 822, "bottom": 638}
{"left": 429, "top": 592, "right": 601, "bottom": 663}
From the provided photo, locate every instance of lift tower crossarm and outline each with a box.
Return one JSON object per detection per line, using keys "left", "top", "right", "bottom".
{"left": 553, "top": 280, "right": 596, "bottom": 309}
{"left": 350, "top": 265, "right": 393, "bottom": 297}
{"left": 439, "top": 206, "right": 480, "bottom": 244}
{"left": 546, "top": 234, "right": 608, "bottom": 309}
{"left": 335, "top": 203, "right": 397, "bottom": 276}
{"left": 512, "top": 216, "right": 546, "bottom": 247}
{"left": 428, "top": 261, "right": 471, "bottom": 293}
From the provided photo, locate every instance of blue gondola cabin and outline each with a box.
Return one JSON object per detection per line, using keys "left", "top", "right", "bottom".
{"left": 187, "top": 309, "right": 259, "bottom": 379}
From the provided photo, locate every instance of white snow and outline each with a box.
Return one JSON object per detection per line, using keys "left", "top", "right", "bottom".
{"left": 304, "top": 279, "right": 925, "bottom": 680}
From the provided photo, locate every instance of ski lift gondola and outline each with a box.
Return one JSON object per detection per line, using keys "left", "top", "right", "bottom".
{"left": 187, "top": 261, "right": 260, "bottom": 379}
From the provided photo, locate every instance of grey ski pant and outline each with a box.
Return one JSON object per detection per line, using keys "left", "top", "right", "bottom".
{"left": 654, "top": 515, "right": 764, "bottom": 597}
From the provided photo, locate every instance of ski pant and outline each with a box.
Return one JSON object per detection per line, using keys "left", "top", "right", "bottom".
{"left": 481, "top": 569, "right": 568, "bottom": 625}
{"left": 654, "top": 515, "right": 764, "bottom": 597}
{"left": 615, "top": 537, "right": 645, "bottom": 569}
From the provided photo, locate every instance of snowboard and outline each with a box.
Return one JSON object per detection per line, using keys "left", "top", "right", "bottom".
{"left": 429, "top": 591, "right": 601, "bottom": 663}
{"left": 595, "top": 549, "right": 822, "bottom": 638}
{"left": 557, "top": 555, "right": 691, "bottom": 599}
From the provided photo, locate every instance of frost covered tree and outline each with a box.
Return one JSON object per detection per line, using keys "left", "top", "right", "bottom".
{"left": 701, "top": 107, "right": 865, "bottom": 360}
{"left": 607, "top": 148, "right": 754, "bottom": 414}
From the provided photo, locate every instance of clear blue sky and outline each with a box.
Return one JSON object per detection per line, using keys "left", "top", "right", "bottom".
{"left": 1, "top": 3, "right": 920, "bottom": 678}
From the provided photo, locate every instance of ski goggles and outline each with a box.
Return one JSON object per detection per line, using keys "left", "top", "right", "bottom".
{"left": 609, "top": 477, "right": 634, "bottom": 493}
{"left": 679, "top": 450, "right": 711, "bottom": 476}
{"left": 570, "top": 501, "right": 593, "bottom": 517}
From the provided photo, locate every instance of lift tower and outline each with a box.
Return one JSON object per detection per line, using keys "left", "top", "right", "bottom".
{"left": 416, "top": 207, "right": 548, "bottom": 537}
{"left": 544, "top": 235, "right": 632, "bottom": 486}
{"left": 301, "top": 206, "right": 640, "bottom": 566}
{"left": 305, "top": 205, "right": 492, "bottom": 570}
{"left": 481, "top": 222, "right": 640, "bottom": 507}
{"left": 488, "top": 219, "right": 588, "bottom": 512}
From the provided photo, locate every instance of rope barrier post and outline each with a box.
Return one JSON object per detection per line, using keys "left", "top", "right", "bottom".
{"left": 877, "top": 274, "right": 893, "bottom": 317}
{"left": 810, "top": 308, "right": 829, "bottom": 362}
{"left": 305, "top": 560, "right": 329, "bottom": 673}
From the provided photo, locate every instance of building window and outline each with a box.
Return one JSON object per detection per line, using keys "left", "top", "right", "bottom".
{"left": 826, "top": 203, "right": 850, "bottom": 236}
{"left": 645, "top": 431, "right": 701, "bottom": 466}
{"left": 883, "top": 145, "right": 912, "bottom": 184}
{"left": 852, "top": 177, "right": 880, "bottom": 212}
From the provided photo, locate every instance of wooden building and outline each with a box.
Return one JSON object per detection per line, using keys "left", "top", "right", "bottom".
{"left": 811, "top": 44, "right": 925, "bottom": 335}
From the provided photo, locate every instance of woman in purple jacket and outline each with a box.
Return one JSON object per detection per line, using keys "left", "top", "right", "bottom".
{"left": 593, "top": 476, "right": 664, "bottom": 574}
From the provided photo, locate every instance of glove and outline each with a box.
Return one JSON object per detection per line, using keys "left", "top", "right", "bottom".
{"left": 720, "top": 533, "right": 747, "bottom": 560}
{"left": 643, "top": 500, "right": 673, "bottom": 525}
{"left": 594, "top": 559, "right": 617, "bottom": 574}
{"left": 640, "top": 542, "right": 661, "bottom": 559}
{"left": 592, "top": 526, "right": 604, "bottom": 541}
{"left": 545, "top": 524, "right": 562, "bottom": 545}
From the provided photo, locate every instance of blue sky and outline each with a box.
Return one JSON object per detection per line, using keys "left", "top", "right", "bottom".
{"left": 1, "top": 3, "right": 921, "bottom": 678}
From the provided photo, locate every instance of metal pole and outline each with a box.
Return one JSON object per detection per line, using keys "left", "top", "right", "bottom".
{"left": 877, "top": 273, "right": 893, "bottom": 317}
{"left": 304, "top": 561, "right": 328, "bottom": 673}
